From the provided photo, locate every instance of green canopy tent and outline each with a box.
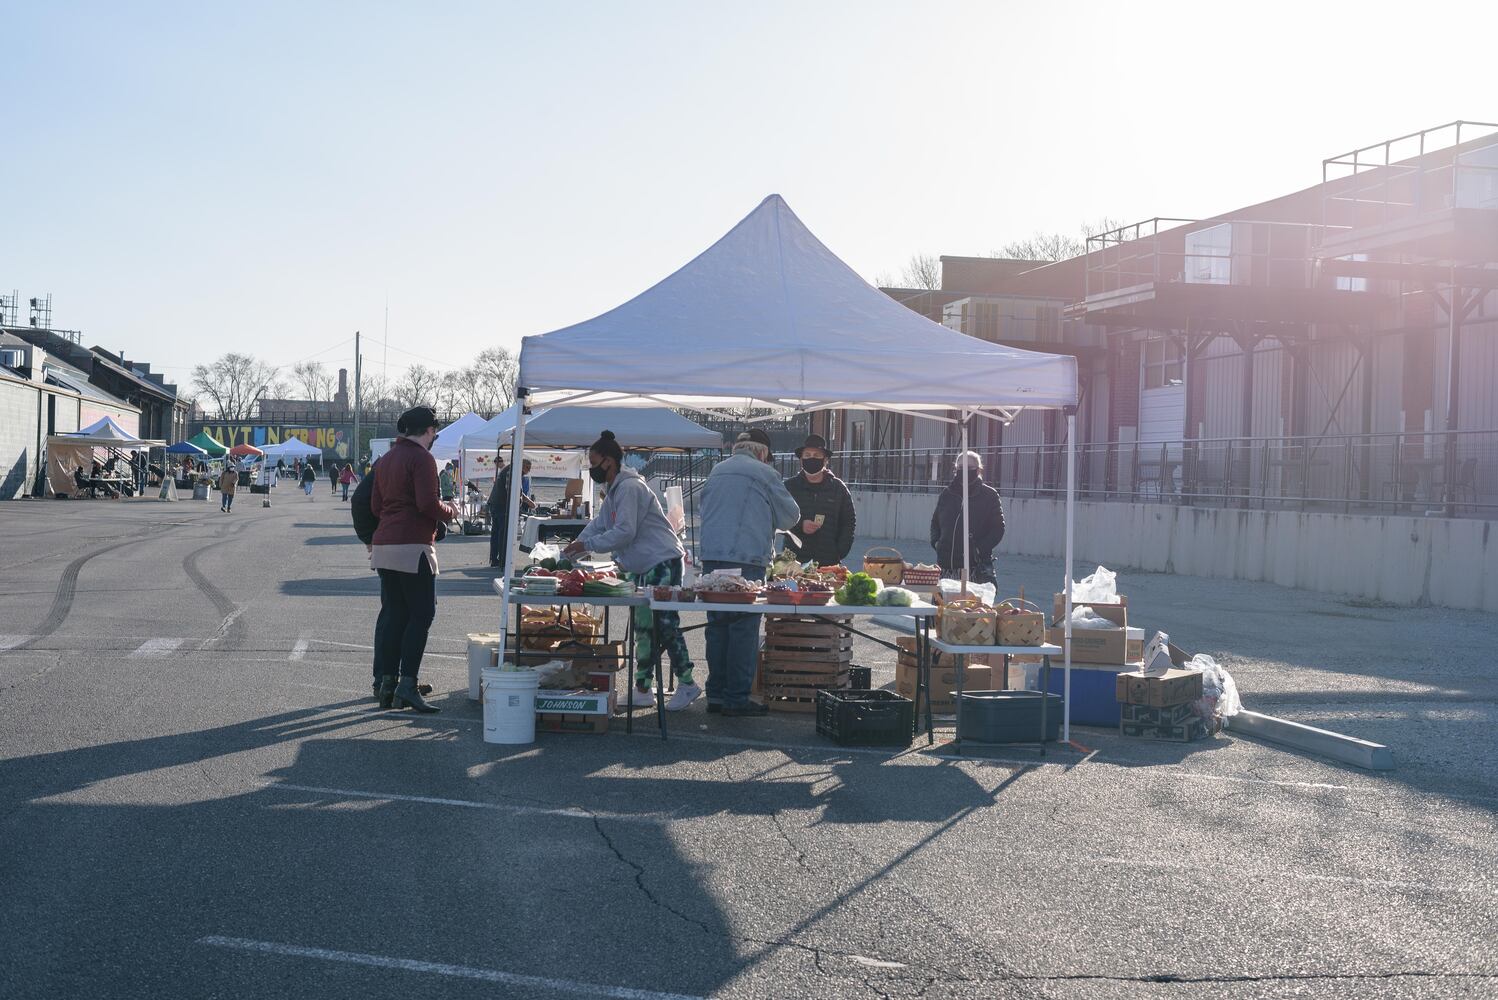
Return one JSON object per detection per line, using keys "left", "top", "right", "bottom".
{"left": 186, "top": 431, "right": 228, "bottom": 457}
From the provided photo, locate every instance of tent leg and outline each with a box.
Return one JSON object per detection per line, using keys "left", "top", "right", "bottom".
{"left": 1063, "top": 411, "right": 1076, "bottom": 745}
{"left": 490, "top": 399, "right": 529, "bottom": 703}
{"left": 959, "top": 412, "right": 970, "bottom": 592}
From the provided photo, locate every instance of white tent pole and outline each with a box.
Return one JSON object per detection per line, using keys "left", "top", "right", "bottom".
{"left": 1063, "top": 410, "right": 1076, "bottom": 744}
{"left": 494, "top": 398, "right": 529, "bottom": 692}
{"left": 959, "top": 410, "right": 970, "bottom": 594}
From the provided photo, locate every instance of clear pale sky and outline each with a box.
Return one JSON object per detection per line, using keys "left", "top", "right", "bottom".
{"left": 4, "top": 0, "right": 1492, "bottom": 386}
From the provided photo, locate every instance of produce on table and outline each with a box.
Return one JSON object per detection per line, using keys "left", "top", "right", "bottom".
{"left": 696, "top": 573, "right": 763, "bottom": 594}
{"left": 834, "top": 571, "right": 880, "bottom": 606}
{"left": 875, "top": 586, "right": 916, "bottom": 607}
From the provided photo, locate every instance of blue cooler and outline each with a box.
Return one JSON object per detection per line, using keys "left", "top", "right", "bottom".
{"left": 1042, "top": 662, "right": 1129, "bottom": 727}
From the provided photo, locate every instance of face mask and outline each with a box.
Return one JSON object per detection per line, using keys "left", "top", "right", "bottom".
{"left": 801, "top": 457, "right": 825, "bottom": 475}
{"left": 588, "top": 464, "right": 609, "bottom": 484}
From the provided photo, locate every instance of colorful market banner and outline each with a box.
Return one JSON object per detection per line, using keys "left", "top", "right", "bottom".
{"left": 191, "top": 423, "right": 354, "bottom": 461}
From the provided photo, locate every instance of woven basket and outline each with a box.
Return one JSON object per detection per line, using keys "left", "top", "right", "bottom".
{"left": 937, "top": 597, "right": 997, "bottom": 646}
{"left": 996, "top": 598, "right": 1045, "bottom": 647}
{"left": 901, "top": 565, "right": 942, "bottom": 588}
{"left": 862, "top": 546, "right": 905, "bottom": 586}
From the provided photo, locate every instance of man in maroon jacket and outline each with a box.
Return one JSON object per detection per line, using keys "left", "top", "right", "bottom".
{"left": 369, "top": 406, "right": 459, "bottom": 712}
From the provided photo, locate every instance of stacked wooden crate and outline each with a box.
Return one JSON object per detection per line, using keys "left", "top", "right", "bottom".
{"left": 755, "top": 615, "right": 852, "bottom": 712}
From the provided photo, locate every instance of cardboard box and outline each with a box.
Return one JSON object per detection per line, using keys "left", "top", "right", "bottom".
{"left": 1119, "top": 702, "right": 1195, "bottom": 726}
{"left": 1052, "top": 594, "right": 1128, "bottom": 627}
{"left": 1048, "top": 625, "right": 1128, "bottom": 665}
{"left": 1114, "top": 668, "right": 1203, "bottom": 708}
{"left": 534, "top": 688, "right": 615, "bottom": 716}
{"left": 1120, "top": 717, "right": 1210, "bottom": 742}
{"left": 896, "top": 660, "right": 991, "bottom": 715}
{"left": 564, "top": 478, "right": 584, "bottom": 499}
{"left": 537, "top": 712, "right": 611, "bottom": 734}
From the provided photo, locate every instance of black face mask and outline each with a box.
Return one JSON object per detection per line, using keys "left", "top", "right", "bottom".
{"left": 801, "top": 457, "right": 826, "bottom": 475}
{"left": 588, "top": 464, "right": 609, "bottom": 484}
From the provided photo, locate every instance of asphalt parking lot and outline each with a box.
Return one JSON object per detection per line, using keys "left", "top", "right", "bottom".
{"left": 1, "top": 490, "right": 1494, "bottom": 999}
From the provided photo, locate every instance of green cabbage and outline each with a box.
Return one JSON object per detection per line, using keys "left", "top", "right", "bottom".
{"left": 876, "top": 586, "right": 916, "bottom": 607}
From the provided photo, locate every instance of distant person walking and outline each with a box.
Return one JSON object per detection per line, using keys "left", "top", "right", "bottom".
{"left": 300, "top": 462, "right": 317, "bottom": 499}
{"left": 328, "top": 461, "right": 339, "bottom": 495}
{"left": 440, "top": 461, "right": 456, "bottom": 503}
{"left": 369, "top": 406, "right": 458, "bottom": 713}
{"left": 218, "top": 465, "right": 238, "bottom": 512}
{"left": 339, "top": 463, "right": 356, "bottom": 501}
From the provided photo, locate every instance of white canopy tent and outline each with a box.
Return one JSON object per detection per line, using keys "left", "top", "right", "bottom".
{"left": 261, "top": 438, "right": 323, "bottom": 460}
{"left": 431, "top": 412, "right": 489, "bottom": 462}
{"left": 501, "top": 195, "right": 1082, "bottom": 738}
{"left": 456, "top": 407, "right": 520, "bottom": 453}
{"left": 63, "top": 416, "right": 152, "bottom": 447}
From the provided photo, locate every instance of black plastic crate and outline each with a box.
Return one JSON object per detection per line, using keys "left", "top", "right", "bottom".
{"left": 957, "top": 690, "right": 1062, "bottom": 744}
{"left": 816, "top": 689, "right": 913, "bottom": 747}
{"left": 848, "top": 665, "right": 871, "bottom": 690}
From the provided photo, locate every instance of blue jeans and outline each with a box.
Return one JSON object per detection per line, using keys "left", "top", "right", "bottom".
{"left": 702, "top": 560, "right": 766, "bottom": 707}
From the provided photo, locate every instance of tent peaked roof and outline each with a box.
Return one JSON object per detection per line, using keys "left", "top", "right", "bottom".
{"left": 518, "top": 194, "right": 1078, "bottom": 415}
{"left": 68, "top": 415, "right": 144, "bottom": 444}
{"left": 186, "top": 431, "right": 228, "bottom": 456}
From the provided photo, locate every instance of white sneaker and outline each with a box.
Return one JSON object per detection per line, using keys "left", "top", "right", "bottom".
{"left": 666, "top": 683, "right": 702, "bottom": 712}
{"left": 624, "top": 687, "right": 656, "bottom": 710}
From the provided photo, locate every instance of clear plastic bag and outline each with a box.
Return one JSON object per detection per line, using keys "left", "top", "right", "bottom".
{"left": 1069, "top": 607, "right": 1118, "bottom": 630}
{"left": 1181, "top": 652, "right": 1242, "bottom": 723}
{"left": 938, "top": 578, "right": 996, "bottom": 606}
{"left": 530, "top": 542, "right": 563, "bottom": 565}
{"left": 1068, "top": 566, "right": 1119, "bottom": 604}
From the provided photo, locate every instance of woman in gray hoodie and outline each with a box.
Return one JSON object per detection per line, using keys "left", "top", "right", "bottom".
{"left": 564, "top": 431, "right": 698, "bottom": 712}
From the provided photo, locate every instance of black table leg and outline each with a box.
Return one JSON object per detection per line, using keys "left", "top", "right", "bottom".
{"left": 652, "top": 610, "right": 667, "bottom": 739}
{"left": 624, "top": 612, "right": 635, "bottom": 735}
{"left": 920, "top": 620, "right": 934, "bottom": 745}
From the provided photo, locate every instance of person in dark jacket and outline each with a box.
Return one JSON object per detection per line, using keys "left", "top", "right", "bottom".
{"left": 300, "top": 462, "right": 317, "bottom": 498}
{"left": 488, "top": 458, "right": 535, "bottom": 568}
{"left": 351, "top": 456, "right": 433, "bottom": 703}
{"left": 930, "top": 451, "right": 1005, "bottom": 585}
{"left": 369, "top": 407, "right": 459, "bottom": 712}
{"left": 783, "top": 434, "right": 855, "bottom": 567}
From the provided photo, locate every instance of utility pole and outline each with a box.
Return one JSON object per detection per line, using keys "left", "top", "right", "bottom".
{"left": 353, "top": 330, "right": 362, "bottom": 470}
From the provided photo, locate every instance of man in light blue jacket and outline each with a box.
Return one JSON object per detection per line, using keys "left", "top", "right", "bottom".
{"left": 699, "top": 428, "right": 801, "bottom": 716}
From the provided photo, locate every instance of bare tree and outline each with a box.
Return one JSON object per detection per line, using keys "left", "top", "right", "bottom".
{"left": 392, "top": 365, "right": 444, "bottom": 409}
{"left": 995, "top": 217, "right": 1127, "bottom": 262}
{"left": 291, "top": 361, "right": 335, "bottom": 402}
{"left": 190, "top": 353, "right": 279, "bottom": 420}
{"left": 899, "top": 253, "right": 942, "bottom": 290}
{"left": 470, "top": 347, "right": 517, "bottom": 413}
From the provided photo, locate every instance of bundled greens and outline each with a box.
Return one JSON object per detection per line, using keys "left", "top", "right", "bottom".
{"left": 876, "top": 586, "right": 916, "bottom": 607}
{"left": 834, "top": 572, "right": 880, "bottom": 606}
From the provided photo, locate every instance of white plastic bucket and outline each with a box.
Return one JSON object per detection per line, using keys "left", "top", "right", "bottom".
{"left": 467, "top": 633, "right": 502, "bottom": 701}
{"left": 482, "top": 667, "right": 539, "bottom": 744}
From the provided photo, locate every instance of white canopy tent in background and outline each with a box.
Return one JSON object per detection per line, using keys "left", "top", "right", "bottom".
{"left": 64, "top": 416, "right": 152, "bottom": 447}
{"left": 456, "top": 407, "right": 520, "bottom": 453}
{"left": 431, "top": 412, "right": 489, "bottom": 462}
{"left": 261, "top": 438, "right": 323, "bottom": 461}
{"left": 501, "top": 195, "right": 1081, "bottom": 738}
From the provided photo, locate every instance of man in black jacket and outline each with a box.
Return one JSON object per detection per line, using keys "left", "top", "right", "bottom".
{"left": 488, "top": 459, "right": 536, "bottom": 568}
{"left": 783, "top": 434, "right": 856, "bottom": 568}
{"left": 930, "top": 451, "right": 1005, "bottom": 585}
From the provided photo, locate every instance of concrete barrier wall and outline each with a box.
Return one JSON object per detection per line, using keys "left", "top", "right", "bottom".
{"left": 850, "top": 490, "right": 1498, "bottom": 614}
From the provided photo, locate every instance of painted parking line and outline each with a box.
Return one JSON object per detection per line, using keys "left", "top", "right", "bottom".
{"left": 0, "top": 634, "right": 37, "bottom": 651}
{"left": 198, "top": 936, "right": 708, "bottom": 1000}
{"left": 289, "top": 635, "right": 309, "bottom": 661}
{"left": 130, "top": 638, "right": 185, "bottom": 658}
{"left": 1095, "top": 856, "right": 1476, "bottom": 894}
{"left": 264, "top": 782, "right": 671, "bottom": 824}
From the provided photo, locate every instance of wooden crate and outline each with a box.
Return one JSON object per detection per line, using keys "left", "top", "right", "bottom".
{"left": 758, "top": 615, "right": 852, "bottom": 711}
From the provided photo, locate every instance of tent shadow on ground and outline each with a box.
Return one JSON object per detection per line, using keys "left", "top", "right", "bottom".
{"left": 280, "top": 577, "right": 497, "bottom": 598}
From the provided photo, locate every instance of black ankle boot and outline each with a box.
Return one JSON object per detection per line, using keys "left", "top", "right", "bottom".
{"left": 392, "top": 677, "right": 438, "bottom": 713}
{"left": 376, "top": 675, "right": 398, "bottom": 710}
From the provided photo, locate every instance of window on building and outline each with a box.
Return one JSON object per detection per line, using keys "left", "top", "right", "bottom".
{"left": 1184, "top": 224, "right": 1232, "bottom": 285}
{"left": 1143, "top": 337, "right": 1185, "bottom": 390}
{"left": 1335, "top": 253, "right": 1369, "bottom": 292}
{"left": 850, "top": 419, "right": 867, "bottom": 452}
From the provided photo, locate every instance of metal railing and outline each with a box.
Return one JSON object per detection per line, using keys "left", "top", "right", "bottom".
{"left": 835, "top": 431, "right": 1498, "bottom": 518}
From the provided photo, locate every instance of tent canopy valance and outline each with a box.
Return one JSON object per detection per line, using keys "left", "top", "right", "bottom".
{"left": 497, "top": 406, "right": 722, "bottom": 452}
{"left": 517, "top": 195, "right": 1078, "bottom": 419}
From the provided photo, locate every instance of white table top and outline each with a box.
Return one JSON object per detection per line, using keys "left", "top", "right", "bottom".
{"left": 493, "top": 579, "right": 646, "bottom": 607}
{"left": 930, "top": 638, "right": 1064, "bottom": 656}
{"left": 649, "top": 599, "right": 938, "bottom": 618}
